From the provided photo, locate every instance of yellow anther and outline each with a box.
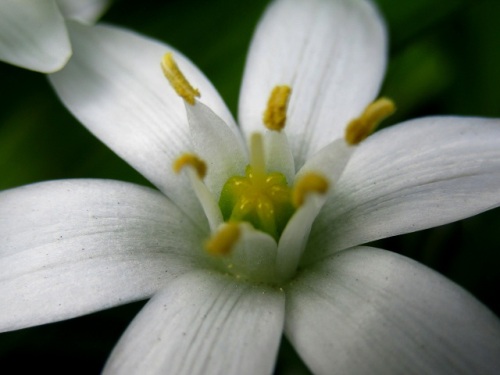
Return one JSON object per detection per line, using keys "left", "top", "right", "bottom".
{"left": 205, "top": 223, "right": 241, "bottom": 256}
{"left": 263, "top": 85, "right": 292, "bottom": 131}
{"left": 173, "top": 153, "right": 207, "bottom": 179}
{"left": 345, "top": 98, "right": 396, "bottom": 145}
{"left": 292, "top": 172, "right": 329, "bottom": 208}
{"left": 161, "top": 52, "right": 200, "bottom": 105}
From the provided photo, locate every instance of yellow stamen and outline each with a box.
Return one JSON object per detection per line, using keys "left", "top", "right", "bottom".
{"left": 173, "top": 153, "right": 207, "bottom": 179}
{"left": 161, "top": 52, "right": 200, "bottom": 105}
{"left": 263, "top": 85, "right": 292, "bottom": 131}
{"left": 292, "top": 172, "right": 329, "bottom": 208}
{"left": 205, "top": 223, "right": 241, "bottom": 256}
{"left": 345, "top": 98, "right": 396, "bottom": 145}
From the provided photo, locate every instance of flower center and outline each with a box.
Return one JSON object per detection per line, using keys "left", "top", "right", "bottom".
{"left": 219, "top": 145, "right": 294, "bottom": 240}
{"left": 161, "top": 52, "right": 395, "bottom": 283}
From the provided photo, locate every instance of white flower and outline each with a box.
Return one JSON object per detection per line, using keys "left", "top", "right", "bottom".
{"left": 2, "top": 0, "right": 500, "bottom": 373}
{"left": 0, "top": 0, "right": 110, "bottom": 72}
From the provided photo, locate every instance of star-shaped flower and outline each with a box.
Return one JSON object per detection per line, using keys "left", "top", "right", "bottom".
{"left": 0, "top": 0, "right": 110, "bottom": 72}
{"left": 2, "top": 0, "right": 500, "bottom": 373}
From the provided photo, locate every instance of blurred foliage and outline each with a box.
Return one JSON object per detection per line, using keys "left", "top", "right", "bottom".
{"left": 0, "top": 0, "right": 499, "bottom": 373}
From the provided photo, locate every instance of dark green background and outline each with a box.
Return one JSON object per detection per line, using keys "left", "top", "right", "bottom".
{"left": 1, "top": 0, "right": 499, "bottom": 373}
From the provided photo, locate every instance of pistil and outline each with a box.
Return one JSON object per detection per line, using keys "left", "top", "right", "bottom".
{"left": 250, "top": 133, "right": 266, "bottom": 181}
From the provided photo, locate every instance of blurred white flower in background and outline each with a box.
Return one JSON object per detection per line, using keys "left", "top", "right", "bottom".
{"left": 0, "top": 0, "right": 111, "bottom": 72}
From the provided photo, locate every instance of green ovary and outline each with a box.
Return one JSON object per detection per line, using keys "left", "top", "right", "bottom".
{"left": 219, "top": 165, "right": 295, "bottom": 240}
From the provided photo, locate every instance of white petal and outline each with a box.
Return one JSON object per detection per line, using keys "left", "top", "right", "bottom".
{"left": 0, "top": 0, "right": 71, "bottom": 72}
{"left": 277, "top": 194, "right": 325, "bottom": 280}
{"left": 49, "top": 22, "right": 236, "bottom": 227}
{"left": 264, "top": 131, "right": 295, "bottom": 184}
{"left": 277, "top": 139, "right": 353, "bottom": 279}
{"left": 56, "top": 0, "right": 111, "bottom": 23}
{"left": 224, "top": 223, "right": 278, "bottom": 283}
{"left": 184, "top": 168, "right": 223, "bottom": 232}
{"left": 239, "top": 0, "right": 387, "bottom": 168}
{"left": 296, "top": 138, "right": 353, "bottom": 182}
{"left": 0, "top": 179, "right": 204, "bottom": 332}
{"left": 307, "top": 116, "right": 500, "bottom": 261}
{"left": 286, "top": 246, "right": 500, "bottom": 375}
{"left": 186, "top": 101, "right": 247, "bottom": 198}
{"left": 104, "top": 270, "right": 285, "bottom": 375}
